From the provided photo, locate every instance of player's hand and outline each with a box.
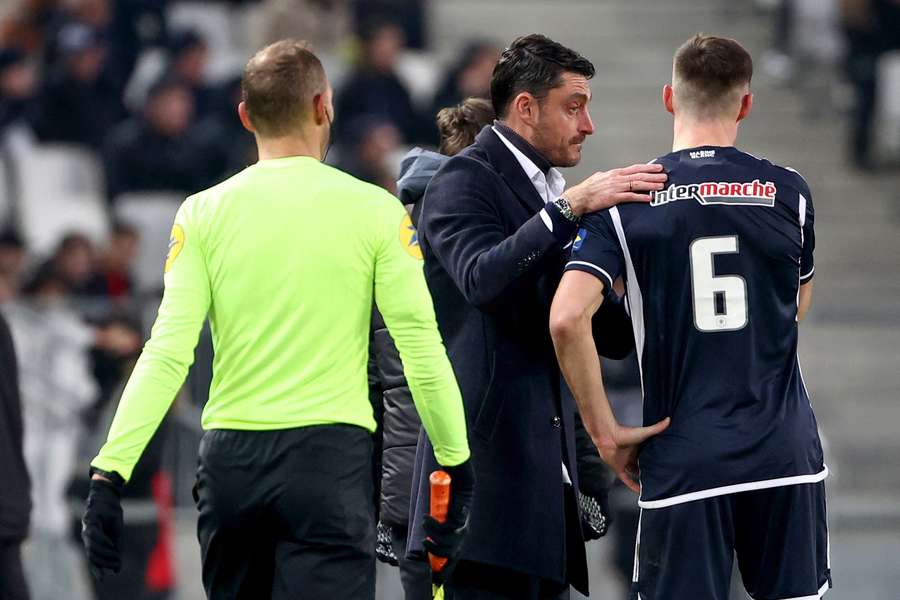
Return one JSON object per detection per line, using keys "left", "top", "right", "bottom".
{"left": 82, "top": 473, "right": 124, "bottom": 580}
{"left": 597, "top": 417, "right": 670, "bottom": 494}
{"left": 564, "top": 164, "right": 667, "bottom": 216}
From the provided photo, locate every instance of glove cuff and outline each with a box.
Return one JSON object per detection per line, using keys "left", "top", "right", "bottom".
{"left": 89, "top": 467, "right": 125, "bottom": 494}
{"left": 440, "top": 458, "right": 475, "bottom": 491}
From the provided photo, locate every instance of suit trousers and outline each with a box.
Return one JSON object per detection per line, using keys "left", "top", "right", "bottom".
{"left": 0, "top": 540, "right": 29, "bottom": 600}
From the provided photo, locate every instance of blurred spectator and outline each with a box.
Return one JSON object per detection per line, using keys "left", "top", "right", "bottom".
{"left": 335, "top": 19, "right": 422, "bottom": 145}
{"left": 193, "top": 75, "right": 257, "bottom": 183}
{"left": 0, "top": 229, "right": 27, "bottom": 304}
{"left": 103, "top": 78, "right": 212, "bottom": 201}
{"left": 430, "top": 42, "right": 499, "bottom": 121}
{"left": 83, "top": 222, "right": 139, "bottom": 301}
{"left": 0, "top": 310, "right": 30, "bottom": 600}
{"left": 0, "top": 48, "right": 37, "bottom": 132}
{"left": 5, "top": 263, "right": 138, "bottom": 600}
{"left": 255, "top": 0, "right": 352, "bottom": 56}
{"left": 841, "top": 0, "right": 900, "bottom": 169}
{"left": 435, "top": 96, "right": 495, "bottom": 157}
{"left": 354, "top": 0, "right": 427, "bottom": 50}
{"left": 164, "top": 29, "right": 213, "bottom": 116}
{"left": 31, "top": 22, "right": 125, "bottom": 149}
{"left": 49, "top": 232, "right": 96, "bottom": 295}
{"left": 334, "top": 115, "right": 402, "bottom": 191}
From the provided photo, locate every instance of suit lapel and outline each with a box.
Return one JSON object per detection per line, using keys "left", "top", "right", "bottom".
{"left": 476, "top": 127, "right": 546, "bottom": 215}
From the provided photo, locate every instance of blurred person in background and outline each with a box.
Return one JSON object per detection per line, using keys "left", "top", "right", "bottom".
{"left": 430, "top": 43, "right": 499, "bottom": 131}
{"left": 3, "top": 263, "right": 137, "bottom": 600}
{"left": 0, "top": 48, "right": 37, "bottom": 132}
{"left": 49, "top": 232, "right": 96, "bottom": 295}
{"left": 193, "top": 75, "right": 258, "bottom": 183}
{"left": 373, "top": 97, "right": 495, "bottom": 600}
{"left": 31, "top": 21, "right": 124, "bottom": 149}
{"left": 840, "top": 0, "right": 900, "bottom": 169}
{"left": 336, "top": 18, "right": 422, "bottom": 145}
{"left": 0, "top": 230, "right": 27, "bottom": 304}
{"left": 103, "top": 78, "right": 211, "bottom": 201}
{"left": 0, "top": 309, "right": 30, "bottom": 600}
{"left": 83, "top": 222, "right": 138, "bottom": 302}
{"left": 334, "top": 115, "right": 403, "bottom": 191}
{"left": 164, "top": 29, "right": 213, "bottom": 117}
{"left": 254, "top": 0, "right": 352, "bottom": 57}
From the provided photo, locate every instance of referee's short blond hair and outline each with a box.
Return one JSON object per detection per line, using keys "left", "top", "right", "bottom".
{"left": 242, "top": 39, "right": 326, "bottom": 137}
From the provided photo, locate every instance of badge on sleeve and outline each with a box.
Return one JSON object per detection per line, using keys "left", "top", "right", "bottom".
{"left": 399, "top": 214, "right": 423, "bottom": 260}
{"left": 164, "top": 224, "right": 185, "bottom": 273}
{"left": 573, "top": 227, "right": 587, "bottom": 251}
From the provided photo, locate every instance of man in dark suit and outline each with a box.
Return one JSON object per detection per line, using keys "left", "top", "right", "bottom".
{"left": 409, "top": 35, "right": 667, "bottom": 598}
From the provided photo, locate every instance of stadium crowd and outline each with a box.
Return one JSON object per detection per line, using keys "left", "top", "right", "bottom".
{"left": 0, "top": 0, "right": 893, "bottom": 599}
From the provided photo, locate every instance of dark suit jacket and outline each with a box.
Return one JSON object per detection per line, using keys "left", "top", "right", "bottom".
{"left": 409, "top": 126, "right": 633, "bottom": 591}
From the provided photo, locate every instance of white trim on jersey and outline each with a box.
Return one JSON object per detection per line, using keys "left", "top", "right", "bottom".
{"left": 796, "top": 192, "right": 808, "bottom": 322}
{"left": 632, "top": 508, "right": 643, "bottom": 583}
{"left": 565, "top": 260, "right": 614, "bottom": 290}
{"left": 610, "top": 207, "right": 645, "bottom": 397}
{"left": 800, "top": 267, "right": 815, "bottom": 281}
{"left": 637, "top": 466, "right": 829, "bottom": 509}
{"left": 776, "top": 580, "right": 830, "bottom": 600}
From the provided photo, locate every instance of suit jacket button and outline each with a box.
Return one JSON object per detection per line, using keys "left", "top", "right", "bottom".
{"left": 551, "top": 416, "right": 561, "bottom": 428}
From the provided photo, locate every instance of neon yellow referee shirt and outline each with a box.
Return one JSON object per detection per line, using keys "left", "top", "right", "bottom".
{"left": 92, "top": 156, "right": 470, "bottom": 481}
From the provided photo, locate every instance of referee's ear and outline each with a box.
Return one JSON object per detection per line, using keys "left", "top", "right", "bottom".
{"left": 238, "top": 102, "right": 256, "bottom": 134}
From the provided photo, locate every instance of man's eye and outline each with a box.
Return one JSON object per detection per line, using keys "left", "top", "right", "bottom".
{"left": 569, "top": 106, "right": 580, "bottom": 115}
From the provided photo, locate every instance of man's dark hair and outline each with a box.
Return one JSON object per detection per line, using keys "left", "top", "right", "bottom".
{"left": 673, "top": 34, "right": 753, "bottom": 116}
{"left": 436, "top": 97, "right": 494, "bottom": 156}
{"left": 242, "top": 39, "right": 326, "bottom": 137}
{"left": 490, "top": 34, "right": 594, "bottom": 119}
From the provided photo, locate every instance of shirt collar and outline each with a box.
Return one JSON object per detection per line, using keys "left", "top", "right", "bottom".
{"left": 492, "top": 125, "right": 566, "bottom": 201}
{"left": 492, "top": 122, "right": 552, "bottom": 175}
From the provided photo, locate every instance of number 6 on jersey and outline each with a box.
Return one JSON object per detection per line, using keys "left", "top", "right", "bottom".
{"left": 689, "top": 235, "right": 748, "bottom": 332}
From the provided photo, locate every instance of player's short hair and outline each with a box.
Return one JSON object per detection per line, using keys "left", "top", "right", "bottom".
{"left": 673, "top": 34, "right": 753, "bottom": 117}
{"left": 242, "top": 39, "right": 326, "bottom": 137}
{"left": 490, "top": 34, "right": 594, "bottom": 119}
{"left": 436, "top": 97, "right": 495, "bottom": 156}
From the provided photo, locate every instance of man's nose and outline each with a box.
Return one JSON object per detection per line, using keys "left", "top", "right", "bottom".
{"left": 580, "top": 108, "right": 595, "bottom": 136}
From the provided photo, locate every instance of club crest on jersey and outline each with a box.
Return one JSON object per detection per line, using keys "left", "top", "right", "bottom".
{"left": 650, "top": 179, "right": 777, "bottom": 208}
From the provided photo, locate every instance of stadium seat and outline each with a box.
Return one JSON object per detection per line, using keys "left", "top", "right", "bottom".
{"left": 168, "top": 1, "right": 246, "bottom": 81}
{"left": 14, "top": 143, "right": 109, "bottom": 255}
{"left": 113, "top": 192, "right": 183, "bottom": 294}
{"left": 876, "top": 50, "right": 900, "bottom": 158}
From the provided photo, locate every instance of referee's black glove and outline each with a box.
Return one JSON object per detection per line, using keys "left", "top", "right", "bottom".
{"left": 82, "top": 471, "right": 125, "bottom": 580}
{"left": 422, "top": 458, "right": 475, "bottom": 582}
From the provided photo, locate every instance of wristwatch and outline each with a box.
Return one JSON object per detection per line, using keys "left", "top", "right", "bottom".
{"left": 553, "top": 196, "right": 579, "bottom": 223}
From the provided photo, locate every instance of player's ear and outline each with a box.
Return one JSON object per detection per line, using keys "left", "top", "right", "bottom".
{"left": 663, "top": 84, "right": 675, "bottom": 115}
{"left": 737, "top": 92, "right": 753, "bottom": 122}
{"left": 237, "top": 101, "right": 256, "bottom": 133}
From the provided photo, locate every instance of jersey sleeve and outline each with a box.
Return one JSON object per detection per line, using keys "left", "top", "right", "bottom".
{"left": 565, "top": 211, "right": 625, "bottom": 291}
{"left": 373, "top": 198, "right": 471, "bottom": 467}
{"left": 799, "top": 190, "right": 815, "bottom": 283}
{"left": 92, "top": 197, "right": 211, "bottom": 481}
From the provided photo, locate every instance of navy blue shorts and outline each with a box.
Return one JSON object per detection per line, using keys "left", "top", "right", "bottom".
{"left": 629, "top": 482, "right": 831, "bottom": 600}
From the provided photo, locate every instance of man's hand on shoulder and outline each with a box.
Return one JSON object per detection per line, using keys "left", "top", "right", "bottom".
{"left": 565, "top": 163, "right": 667, "bottom": 216}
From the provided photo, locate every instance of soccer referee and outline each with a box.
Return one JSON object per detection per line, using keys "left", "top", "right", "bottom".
{"left": 81, "top": 40, "right": 473, "bottom": 599}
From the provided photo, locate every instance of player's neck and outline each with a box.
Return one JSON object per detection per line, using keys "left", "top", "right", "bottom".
{"left": 671, "top": 117, "right": 738, "bottom": 152}
{"left": 255, "top": 130, "right": 326, "bottom": 162}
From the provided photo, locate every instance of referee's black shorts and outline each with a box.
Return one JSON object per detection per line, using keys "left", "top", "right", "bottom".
{"left": 194, "top": 424, "right": 376, "bottom": 600}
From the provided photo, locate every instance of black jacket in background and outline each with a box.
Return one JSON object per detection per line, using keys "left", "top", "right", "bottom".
{"left": 372, "top": 149, "right": 448, "bottom": 529}
{"left": 0, "top": 312, "right": 30, "bottom": 541}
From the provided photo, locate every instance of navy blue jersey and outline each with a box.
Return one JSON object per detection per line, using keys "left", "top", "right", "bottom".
{"left": 568, "top": 146, "right": 825, "bottom": 508}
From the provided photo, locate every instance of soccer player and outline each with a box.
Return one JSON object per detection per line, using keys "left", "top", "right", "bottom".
{"left": 549, "top": 35, "right": 829, "bottom": 600}
{"left": 80, "top": 40, "right": 473, "bottom": 599}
